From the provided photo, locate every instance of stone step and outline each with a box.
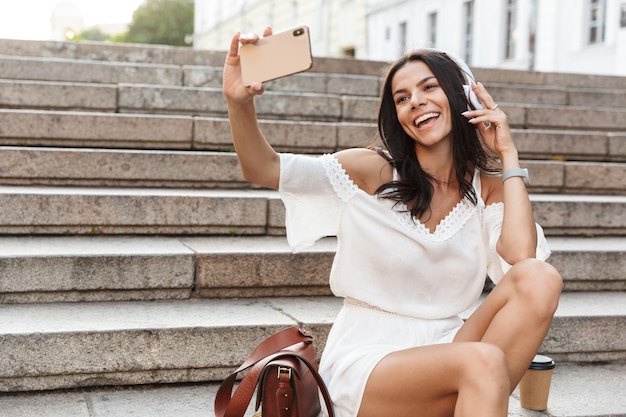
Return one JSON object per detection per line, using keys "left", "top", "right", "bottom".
{"left": 0, "top": 79, "right": 117, "bottom": 112}
{"left": 0, "top": 236, "right": 197, "bottom": 304}
{"left": 0, "top": 109, "right": 195, "bottom": 149}
{"left": 0, "top": 186, "right": 275, "bottom": 235}
{"left": 0, "top": 235, "right": 335, "bottom": 303}
{"left": 530, "top": 194, "right": 626, "bottom": 235}
{"left": 3, "top": 37, "right": 626, "bottom": 91}
{"left": 0, "top": 186, "right": 624, "bottom": 236}
{"left": 1, "top": 147, "right": 625, "bottom": 194}
{"left": 0, "top": 56, "right": 385, "bottom": 100}
{"left": 0, "top": 73, "right": 626, "bottom": 127}
{"left": 1, "top": 110, "right": 625, "bottom": 161}
{"left": 0, "top": 60, "right": 382, "bottom": 96}
{"left": 5, "top": 62, "right": 626, "bottom": 112}
{"left": 472, "top": 66, "right": 626, "bottom": 90}
{"left": 117, "top": 85, "right": 351, "bottom": 121}
{"left": 513, "top": 129, "right": 626, "bottom": 162}
{"left": 0, "top": 292, "right": 623, "bottom": 392}
{"left": 0, "top": 236, "right": 622, "bottom": 304}
{"left": 0, "top": 39, "right": 228, "bottom": 67}
{"left": 5, "top": 74, "right": 626, "bottom": 128}
{"left": 0, "top": 55, "right": 183, "bottom": 86}
{"left": 0, "top": 147, "right": 249, "bottom": 189}
{"left": 0, "top": 110, "right": 362, "bottom": 152}
{"left": 547, "top": 237, "right": 626, "bottom": 291}
{"left": 0, "top": 39, "right": 385, "bottom": 76}
{"left": 0, "top": 363, "right": 625, "bottom": 417}
{"left": 186, "top": 68, "right": 626, "bottom": 111}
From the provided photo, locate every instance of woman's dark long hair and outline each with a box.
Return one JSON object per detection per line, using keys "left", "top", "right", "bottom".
{"left": 375, "top": 49, "right": 499, "bottom": 219}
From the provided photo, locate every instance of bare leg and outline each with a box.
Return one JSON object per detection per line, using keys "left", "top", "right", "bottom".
{"left": 357, "top": 259, "right": 561, "bottom": 417}
{"left": 358, "top": 342, "right": 510, "bottom": 417}
{"left": 454, "top": 258, "right": 563, "bottom": 389}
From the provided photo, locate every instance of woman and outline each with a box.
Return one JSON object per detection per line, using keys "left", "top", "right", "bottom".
{"left": 222, "top": 27, "right": 563, "bottom": 417}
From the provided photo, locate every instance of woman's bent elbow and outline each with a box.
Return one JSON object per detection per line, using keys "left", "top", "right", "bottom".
{"left": 240, "top": 166, "right": 280, "bottom": 189}
{"left": 497, "top": 241, "right": 537, "bottom": 265}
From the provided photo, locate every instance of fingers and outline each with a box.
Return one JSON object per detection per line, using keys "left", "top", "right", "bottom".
{"left": 239, "top": 27, "right": 273, "bottom": 45}
{"left": 248, "top": 82, "right": 265, "bottom": 95}
{"left": 471, "top": 82, "right": 498, "bottom": 111}
{"left": 239, "top": 32, "right": 259, "bottom": 45}
{"left": 229, "top": 27, "right": 268, "bottom": 58}
{"left": 463, "top": 82, "right": 504, "bottom": 125}
{"left": 228, "top": 32, "right": 241, "bottom": 57}
{"left": 464, "top": 113, "right": 506, "bottom": 130}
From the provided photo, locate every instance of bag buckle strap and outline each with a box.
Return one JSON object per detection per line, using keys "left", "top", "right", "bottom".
{"left": 277, "top": 366, "right": 292, "bottom": 380}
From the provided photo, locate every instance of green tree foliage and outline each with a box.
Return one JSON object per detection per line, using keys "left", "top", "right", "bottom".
{"left": 74, "top": 27, "right": 111, "bottom": 42}
{"left": 115, "top": 0, "right": 194, "bottom": 46}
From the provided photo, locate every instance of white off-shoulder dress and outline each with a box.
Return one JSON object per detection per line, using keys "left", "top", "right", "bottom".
{"left": 278, "top": 153, "right": 551, "bottom": 417}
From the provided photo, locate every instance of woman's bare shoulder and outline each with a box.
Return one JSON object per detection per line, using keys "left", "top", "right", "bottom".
{"left": 333, "top": 148, "right": 393, "bottom": 195}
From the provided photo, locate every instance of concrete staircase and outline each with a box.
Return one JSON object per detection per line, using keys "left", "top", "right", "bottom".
{"left": 0, "top": 39, "right": 624, "bottom": 416}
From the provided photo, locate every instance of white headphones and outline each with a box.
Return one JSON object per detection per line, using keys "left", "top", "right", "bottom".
{"left": 425, "top": 49, "right": 484, "bottom": 110}
{"left": 454, "top": 55, "right": 484, "bottom": 110}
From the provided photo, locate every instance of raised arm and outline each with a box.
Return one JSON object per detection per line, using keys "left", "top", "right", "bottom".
{"left": 222, "top": 28, "right": 280, "bottom": 189}
{"left": 465, "top": 82, "right": 537, "bottom": 264}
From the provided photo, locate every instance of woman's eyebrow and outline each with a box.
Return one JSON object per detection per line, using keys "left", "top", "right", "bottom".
{"left": 392, "top": 76, "right": 437, "bottom": 96}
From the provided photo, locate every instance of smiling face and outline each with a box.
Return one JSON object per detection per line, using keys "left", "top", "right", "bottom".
{"left": 391, "top": 60, "right": 453, "bottom": 152}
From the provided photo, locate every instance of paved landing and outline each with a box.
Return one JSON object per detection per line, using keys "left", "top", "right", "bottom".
{"left": 0, "top": 362, "right": 623, "bottom": 417}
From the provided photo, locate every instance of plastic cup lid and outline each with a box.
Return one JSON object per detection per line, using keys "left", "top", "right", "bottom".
{"left": 529, "top": 354, "right": 556, "bottom": 370}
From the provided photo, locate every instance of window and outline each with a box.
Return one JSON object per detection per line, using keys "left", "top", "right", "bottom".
{"left": 589, "top": 0, "right": 606, "bottom": 44}
{"left": 399, "top": 21, "right": 407, "bottom": 54}
{"left": 463, "top": 1, "right": 474, "bottom": 64}
{"left": 429, "top": 12, "right": 437, "bottom": 48}
{"left": 504, "top": 0, "right": 517, "bottom": 60}
{"left": 342, "top": 47, "right": 356, "bottom": 57}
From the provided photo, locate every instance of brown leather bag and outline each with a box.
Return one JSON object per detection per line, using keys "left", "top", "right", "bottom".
{"left": 214, "top": 326, "right": 335, "bottom": 417}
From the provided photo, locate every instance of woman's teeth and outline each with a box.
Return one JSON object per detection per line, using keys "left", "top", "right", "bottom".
{"left": 415, "top": 112, "right": 440, "bottom": 127}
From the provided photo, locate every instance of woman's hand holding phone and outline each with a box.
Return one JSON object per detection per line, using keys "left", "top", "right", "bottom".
{"left": 222, "top": 27, "right": 273, "bottom": 104}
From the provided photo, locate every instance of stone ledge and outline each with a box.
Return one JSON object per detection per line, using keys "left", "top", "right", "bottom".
{"left": 3, "top": 37, "right": 626, "bottom": 91}
{"left": 0, "top": 235, "right": 623, "bottom": 302}
{"left": 0, "top": 147, "right": 247, "bottom": 189}
{"left": 0, "top": 293, "right": 623, "bottom": 392}
{"left": 0, "top": 188, "right": 623, "bottom": 236}
{"left": 0, "top": 80, "right": 117, "bottom": 111}
{"left": 2, "top": 148, "right": 624, "bottom": 194}
{"left": 0, "top": 186, "right": 271, "bottom": 235}
{"left": 0, "top": 55, "right": 182, "bottom": 85}
{"left": 5, "top": 74, "right": 626, "bottom": 125}
{"left": 0, "top": 110, "right": 193, "bottom": 149}
{"left": 0, "top": 363, "right": 623, "bottom": 417}
{"left": 531, "top": 194, "right": 626, "bottom": 235}
{"left": 1, "top": 109, "right": 625, "bottom": 161}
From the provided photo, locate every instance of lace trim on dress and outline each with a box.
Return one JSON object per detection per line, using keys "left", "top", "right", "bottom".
{"left": 390, "top": 198, "right": 478, "bottom": 243}
{"left": 484, "top": 201, "right": 504, "bottom": 215}
{"left": 320, "top": 154, "right": 359, "bottom": 203}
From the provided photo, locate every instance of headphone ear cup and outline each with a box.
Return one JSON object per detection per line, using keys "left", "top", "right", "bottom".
{"left": 463, "top": 84, "right": 484, "bottom": 110}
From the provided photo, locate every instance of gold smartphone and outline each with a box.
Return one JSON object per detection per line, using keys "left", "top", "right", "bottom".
{"left": 240, "top": 26, "right": 313, "bottom": 86}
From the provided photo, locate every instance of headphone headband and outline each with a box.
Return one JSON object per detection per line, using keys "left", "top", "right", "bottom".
{"left": 424, "top": 48, "right": 483, "bottom": 109}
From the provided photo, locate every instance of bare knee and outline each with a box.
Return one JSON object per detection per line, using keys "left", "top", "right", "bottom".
{"left": 508, "top": 259, "right": 563, "bottom": 318}
{"left": 460, "top": 343, "right": 510, "bottom": 395}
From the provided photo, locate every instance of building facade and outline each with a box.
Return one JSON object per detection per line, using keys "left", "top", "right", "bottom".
{"left": 194, "top": 0, "right": 626, "bottom": 75}
{"left": 194, "top": 0, "right": 370, "bottom": 59}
